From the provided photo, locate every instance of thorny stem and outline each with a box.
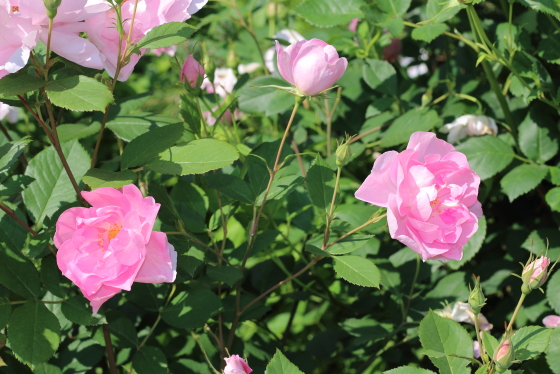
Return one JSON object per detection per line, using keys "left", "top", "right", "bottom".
{"left": 0, "top": 204, "right": 37, "bottom": 236}
{"left": 402, "top": 254, "right": 421, "bottom": 324}
{"left": 102, "top": 324, "right": 118, "bottom": 374}
{"left": 138, "top": 284, "right": 176, "bottom": 348}
{"left": 191, "top": 331, "right": 221, "bottom": 374}
{"left": 349, "top": 126, "right": 382, "bottom": 145}
{"left": 403, "top": 21, "right": 479, "bottom": 52}
{"left": 322, "top": 167, "right": 342, "bottom": 249}
{"left": 474, "top": 312, "right": 487, "bottom": 364}
{"left": 506, "top": 293, "right": 526, "bottom": 333}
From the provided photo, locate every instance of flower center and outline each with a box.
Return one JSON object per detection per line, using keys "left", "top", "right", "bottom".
{"left": 97, "top": 224, "right": 122, "bottom": 249}
{"left": 107, "top": 225, "right": 121, "bottom": 241}
{"left": 11, "top": 6, "right": 19, "bottom": 12}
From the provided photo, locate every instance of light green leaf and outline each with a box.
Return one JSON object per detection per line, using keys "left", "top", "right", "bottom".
{"left": 180, "top": 94, "right": 202, "bottom": 136}
{"left": 482, "top": 332, "right": 499, "bottom": 359}
{"left": 385, "top": 367, "right": 437, "bottom": 374}
{"left": 376, "top": 0, "right": 412, "bottom": 16}
{"left": 545, "top": 327, "right": 560, "bottom": 374}
{"left": 455, "top": 136, "right": 515, "bottom": 180}
{"left": 265, "top": 349, "right": 305, "bottom": 374}
{"left": 426, "top": 0, "right": 461, "bottom": 23}
{"left": 238, "top": 77, "right": 294, "bottom": 116}
{"left": 0, "top": 174, "right": 34, "bottom": 196}
{"left": 546, "top": 187, "right": 560, "bottom": 212}
{"left": 56, "top": 123, "right": 102, "bottom": 143}
{"left": 23, "top": 140, "right": 91, "bottom": 223}
{"left": 500, "top": 164, "right": 548, "bottom": 202}
{"left": 61, "top": 294, "right": 106, "bottom": 326}
{"left": 519, "top": 108, "right": 559, "bottom": 163}
{"left": 8, "top": 301, "right": 60, "bottom": 366}
{"left": 518, "top": 0, "right": 560, "bottom": 19}
{"left": 294, "top": 0, "right": 365, "bottom": 27}
{"left": 547, "top": 270, "right": 560, "bottom": 314}
{"left": 121, "top": 122, "right": 184, "bottom": 169}
{"left": 207, "top": 266, "right": 243, "bottom": 287}
{"left": 146, "top": 139, "right": 239, "bottom": 175}
{"left": 363, "top": 59, "right": 398, "bottom": 96}
{"left": 205, "top": 173, "right": 254, "bottom": 204}
{"left": 93, "top": 311, "right": 138, "bottom": 349}
{"left": 105, "top": 113, "right": 179, "bottom": 142}
{"left": 0, "top": 137, "right": 31, "bottom": 174}
{"left": 411, "top": 24, "right": 448, "bottom": 42}
{"left": 46, "top": 75, "right": 114, "bottom": 112}
{"left": 256, "top": 175, "right": 304, "bottom": 205}
{"left": 418, "top": 311, "right": 472, "bottom": 374}
{"left": 82, "top": 169, "right": 137, "bottom": 190}
{"left": 511, "top": 325, "right": 553, "bottom": 361}
{"left": 33, "top": 363, "right": 62, "bottom": 374}
{"left": 135, "top": 22, "right": 196, "bottom": 50}
{"left": 333, "top": 255, "right": 380, "bottom": 287}
{"left": 380, "top": 109, "right": 441, "bottom": 148}
{"left": 326, "top": 235, "right": 374, "bottom": 255}
{"left": 425, "top": 272, "right": 469, "bottom": 301}
{"left": 162, "top": 289, "right": 222, "bottom": 329}
{"left": 0, "top": 244, "right": 41, "bottom": 298}
{"left": 0, "top": 70, "right": 46, "bottom": 96}
{"left": 132, "top": 346, "right": 168, "bottom": 374}
{"left": 448, "top": 216, "right": 487, "bottom": 270}
{"left": 306, "top": 155, "right": 335, "bottom": 213}
{"left": 305, "top": 244, "right": 331, "bottom": 257}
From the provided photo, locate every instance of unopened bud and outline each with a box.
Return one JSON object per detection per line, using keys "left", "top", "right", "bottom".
{"left": 267, "top": 2, "right": 276, "bottom": 18}
{"left": 335, "top": 136, "right": 354, "bottom": 167}
{"left": 421, "top": 92, "right": 432, "bottom": 108}
{"left": 226, "top": 50, "right": 239, "bottom": 69}
{"left": 204, "top": 57, "right": 216, "bottom": 83}
{"left": 521, "top": 256, "right": 550, "bottom": 294}
{"left": 494, "top": 340, "right": 514, "bottom": 372}
{"left": 181, "top": 54, "right": 206, "bottom": 90}
{"left": 43, "top": 0, "right": 61, "bottom": 18}
{"left": 468, "top": 275, "right": 485, "bottom": 315}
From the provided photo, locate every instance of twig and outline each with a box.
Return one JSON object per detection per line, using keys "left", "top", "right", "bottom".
{"left": 102, "top": 324, "right": 118, "bottom": 374}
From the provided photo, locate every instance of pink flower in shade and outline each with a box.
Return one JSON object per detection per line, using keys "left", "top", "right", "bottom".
{"left": 0, "top": 102, "right": 20, "bottom": 123}
{"left": 348, "top": 18, "right": 360, "bottom": 33}
{"left": 151, "top": 45, "right": 177, "bottom": 57}
{"left": 54, "top": 184, "right": 177, "bottom": 313}
{"left": 203, "top": 107, "right": 242, "bottom": 126}
{"left": 473, "top": 341, "right": 481, "bottom": 359}
{"left": 275, "top": 39, "right": 348, "bottom": 96}
{"left": 382, "top": 38, "right": 401, "bottom": 63}
{"left": 543, "top": 315, "right": 560, "bottom": 327}
{"left": 181, "top": 54, "right": 205, "bottom": 88}
{"left": 85, "top": 0, "right": 207, "bottom": 81}
{"left": 224, "top": 355, "right": 252, "bottom": 374}
{"left": 355, "top": 132, "right": 482, "bottom": 261}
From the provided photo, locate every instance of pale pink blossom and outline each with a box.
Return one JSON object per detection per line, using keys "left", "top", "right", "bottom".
{"left": 54, "top": 184, "right": 177, "bottom": 313}
{"left": 85, "top": 0, "right": 207, "bottom": 81}
{"left": 348, "top": 18, "right": 360, "bottom": 33}
{"left": 264, "top": 29, "right": 304, "bottom": 72}
{"left": 151, "top": 45, "right": 177, "bottom": 57}
{"left": 203, "top": 106, "right": 242, "bottom": 126}
{"left": 224, "top": 355, "right": 252, "bottom": 374}
{"left": 0, "top": 102, "right": 20, "bottom": 123}
{"left": 181, "top": 54, "right": 205, "bottom": 88}
{"left": 543, "top": 315, "right": 560, "bottom": 327}
{"left": 275, "top": 39, "right": 347, "bottom": 96}
{"left": 238, "top": 62, "right": 261, "bottom": 75}
{"left": 355, "top": 132, "right": 482, "bottom": 261}
{"left": 201, "top": 67, "right": 237, "bottom": 98}
{"left": 473, "top": 341, "right": 480, "bottom": 358}
{"left": 522, "top": 256, "right": 550, "bottom": 290}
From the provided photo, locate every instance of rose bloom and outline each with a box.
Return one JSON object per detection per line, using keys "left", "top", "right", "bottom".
{"left": 224, "top": 355, "right": 252, "bottom": 374}
{"left": 181, "top": 54, "right": 205, "bottom": 88}
{"left": 543, "top": 315, "right": 560, "bottom": 327}
{"left": 355, "top": 132, "right": 482, "bottom": 261}
{"left": 0, "top": 102, "right": 19, "bottom": 123}
{"left": 275, "top": 38, "right": 348, "bottom": 96}
{"left": 264, "top": 29, "right": 305, "bottom": 73}
{"left": 54, "top": 184, "right": 177, "bottom": 313}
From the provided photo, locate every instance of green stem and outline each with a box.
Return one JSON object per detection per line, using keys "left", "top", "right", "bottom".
{"left": 322, "top": 167, "right": 342, "bottom": 249}
{"left": 506, "top": 293, "right": 526, "bottom": 333}
{"left": 474, "top": 312, "right": 487, "bottom": 364}
{"left": 402, "top": 254, "right": 421, "bottom": 323}
{"left": 138, "top": 284, "right": 176, "bottom": 348}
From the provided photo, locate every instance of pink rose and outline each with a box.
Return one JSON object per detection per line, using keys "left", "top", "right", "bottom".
{"left": 275, "top": 38, "right": 348, "bottom": 96}
{"left": 224, "top": 355, "right": 252, "bottom": 374}
{"left": 54, "top": 184, "right": 177, "bottom": 313}
{"left": 522, "top": 256, "right": 550, "bottom": 291}
{"left": 348, "top": 18, "right": 360, "bottom": 33}
{"left": 543, "top": 315, "right": 560, "bottom": 327}
{"left": 355, "top": 132, "right": 482, "bottom": 261}
{"left": 181, "top": 54, "right": 205, "bottom": 88}
{"left": 151, "top": 45, "right": 177, "bottom": 57}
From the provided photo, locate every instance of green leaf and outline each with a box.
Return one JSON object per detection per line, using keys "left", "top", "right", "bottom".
{"left": 511, "top": 326, "right": 553, "bottom": 361}
{"left": 162, "top": 289, "right": 222, "bottom": 329}
{"left": 363, "top": 59, "right": 397, "bottom": 96}
{"left": 33, "top": 363, "right": 62, "bottom": 374}
{"left": 385, "top": 367, "right": 437, "bottom": 374}
{"left": 265, "top": 349, "right": 305, "bottom": 374}
{"left": 448, "top": 216, "right": 487, "bottom": 270}
{"left": 146, "top": 139, "right": 239, "bottom": 175}
{"left": 135, "top": 22, "right": 196, "bottom": 50}
{"left": 411, "top": 24, "right": 448, "bottom": 42}
{"left": 207, "top": 266, "right": 243, "bottom": 287}
{"left": 238, "top": 77, "right": 295, "bottom": 116}
{"left": 0, "top": 70, "right": 46, "bottom": 96}
{"left": 547, "top": 270, "right": 560, "bottom": 314}
{"left": 545, "top": 327, "right": 560, "bottom": 374}
{"left": 8, "top": 301, "right": 61, "bottom": 366}
{"left": 418, "top": 311, "right": 472, "bottom": 374}
{"left": 306, "top": 155, "right": 335, "bottom": 213}
{"left": 326, "top": 235, "right": 374, "bottom": 255}
{"left": 56, "top": 123, "right": 102, "bottom": 143}
{"left": 546, "top": 187, "right": 560, "bottom": 212}
{"left": 376, "top": 0, "right": 412, "bottom": 16}
{"left": 121, "top": 122, "right": 184, "bottom": 169}
{"left": 256, "top": 175, "right": 304, "bottom": 205}
{"left": 180, "top": 94, "right": 202, "bottom": 136}
{"left": 126, "top": 283, "right": 170, "bottom": 312}
{"left": 425, "top": 272, "right": 469, "bottom": 301}
{"left": 0, "top": 298, "right": 10, "bottom": 328}
{"left": 205, "top": 173, "right": 254, "bottom": 204}
{"left": 93, "top": 311, "right": 138, "bottom": 349}
{"left": 455, "top": 136, "right": 515, "bottom": 180}
{"left": 105, "top": 113, "right": 180, "bottom": 142}
{"left": 333, "top": 255, "right": 380, "bottom": 287}
{"left": 305, "top": 244, "right": 331, "bottom": 257}
{"left": 518, "top": 108, "right": 559, "bottom": 163}
{"left": 0, "top": 203, "right": 28, "bottom": 253}
{"left": 0, "top": 244, "right": 41, "bottom": 298}
{"left": 40, "top": 255, "right": 71, "bottom": 298}
{"left": 482, "top": 332, "right": 499, "bottom": 359}
{"left": 500, "top": 164, "right": 548, "bottom": 202}
{"left": 82, "top": 169, "right": 137, "bottom": 190}
{"left": 380, "top": 109, "right": 441, "bottom": 148}
{"left": 518, "top": 0, "right": 560, "bottom": 19}
{"left": 426, "top": 0, "right": 461, "bottom": 23}
{"left": 294, "top": 0, "right": 365, "bottom": 27}
{"left": 132, "top": 346, "right": 167, "bottom": 374}
{"left": 23, "top": 140, "right": 91, "bottom": 223}
{"left": 61, "top": 294, "right": 106, "bottom": 326}
{"left": 0, "top": 137, "right": 31, "bottom": 174}
{"left": 46, "top": 75, "right": 114, "bottom": 112}
{"left": 0, "top": 174, "right": 34, "bottom": 196}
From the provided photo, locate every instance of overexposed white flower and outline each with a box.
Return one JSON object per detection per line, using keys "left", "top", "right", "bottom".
{"left": 406, "top": 63, "right": 428, "bottom": 79}
{"left": 264, "top": 29, "right": 305, "bottom": 73}
{"left": 450, "top": 302, "right": 493, "bottom": 331}
{"left": 238, "top": 62, "right": 261, "bottom": 75}
{"left": 441, "top": 115, "right": 498, "bottom": 143}
{"left": 0, "top": 102, "right": 19, "bottom": 124}
{"left": 201, "top": 67, "right": 237, "bottom": 98}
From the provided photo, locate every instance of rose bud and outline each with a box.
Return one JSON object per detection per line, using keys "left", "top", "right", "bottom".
{"left": 468, "top": 276, "right": 486, "bottom": 315}
{"left": 543, "top": 315, "right": 560, "bottom": 327}
{"left": 494, "top": 340, "right": 514, "bottom": 372}
{"left": 181, "top": 55, "right": 206, "bottom": 90}
{"left": 521, "top": 256, "right": 550, "bottom": 294}
{"left": 275, "top": 39, "right": 348, "bottom": 97}
{"left": 224, "top": 355, "right": 252, "bottom": 374}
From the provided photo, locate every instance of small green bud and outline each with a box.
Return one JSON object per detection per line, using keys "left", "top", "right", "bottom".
{"left": 226, "top": 50, "right": 239, "bottom": 70}
{"left": 421, "top": 92, "right": 432, "bottom": 108}
{"left": 335, "top": 135, "right": 355, "bottom": 167}
{"left": 494, "top": 340, "right": 514, "bottom": 371}
{"left": 43, "top": 0, "right": 61, "bottom": 18}
{"left": 468, "top": 275, "right": 486, "bottom": 314}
